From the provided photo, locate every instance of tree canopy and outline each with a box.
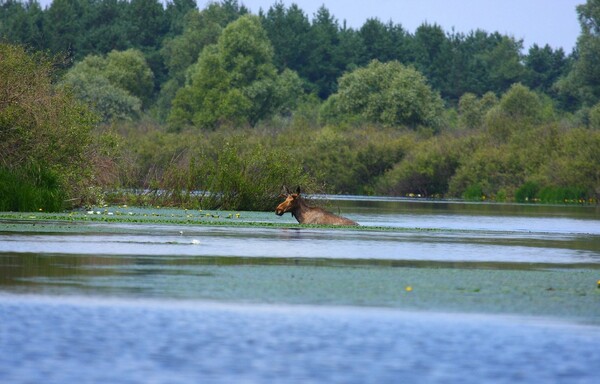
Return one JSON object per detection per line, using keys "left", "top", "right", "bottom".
{"left": 168, "top": 14, "right": 302, "bottom": 129}
{"left": 325, "top": 60, "right": 444, "bottom": 128}
{"left": 0, "top": 0, "right": 580, "bottom": 112}
{"left": 60, "top": 48, "right": 153, "bottom": 122}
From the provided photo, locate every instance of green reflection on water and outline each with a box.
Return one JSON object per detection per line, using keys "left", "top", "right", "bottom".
{"left": 2, "top": 252, "right": 600, "bottom": 323}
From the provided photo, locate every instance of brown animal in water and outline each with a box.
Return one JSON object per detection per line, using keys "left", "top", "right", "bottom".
{"left": 275, "top": 186, "right": 358, "bottom": 226}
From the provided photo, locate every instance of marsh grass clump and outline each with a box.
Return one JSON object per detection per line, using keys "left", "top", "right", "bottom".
{"left": 0, "top": 165, "right": 66, "bottom": 212}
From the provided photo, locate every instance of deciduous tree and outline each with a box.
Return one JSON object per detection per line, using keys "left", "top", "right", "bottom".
{"left": 326, "top": 60, "right": 444, "bottom": 128}
{"left": 168, "top": 14, "right": 302, "bottom": 129}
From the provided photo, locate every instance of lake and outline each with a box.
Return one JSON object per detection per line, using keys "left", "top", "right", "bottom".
{"left": 1, "top": 197, "right": 599, "bottom": 383}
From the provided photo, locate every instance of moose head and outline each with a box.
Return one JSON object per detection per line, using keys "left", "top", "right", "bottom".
{"left": 275, "top": 186, "right": 301, "bottom": 216}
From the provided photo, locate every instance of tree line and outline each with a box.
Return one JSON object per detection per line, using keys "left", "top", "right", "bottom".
{"left": 1, "top": 0, "right": 599, "bottom": 211}
{"left": 1, "top": 0, "right": 586, "bottom": 109}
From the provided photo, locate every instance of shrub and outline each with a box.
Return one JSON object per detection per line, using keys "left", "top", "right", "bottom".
{"left": 589, "top": 102, "right": 600, "bottom": 129}
{"left": 376, "top": 135, "right": 461, "bottom": 197}
{"left": 0, "top": 43, "right": 98, "bottom": 209}
{"left": 515, "top": 181, "right": 540, "bottom": 203}
{"left": 132, "top": 131, "right": 317, "bottom": 211}
{"left": 201, "top": 140, "right": 314, "bottom": 210}
{"left": 463, "top": 184, "right": 485, "bottom": 201}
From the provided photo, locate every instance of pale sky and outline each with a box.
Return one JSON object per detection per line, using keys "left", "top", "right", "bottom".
{"left": 35, "top": 0, "right": 583, "bottom": 53}
{"left": 218, "top": 0, "right": 583, "bottom": 53}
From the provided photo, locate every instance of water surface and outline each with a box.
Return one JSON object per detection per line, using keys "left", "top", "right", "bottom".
{"left": 1, "top": 198, "right": 599, "bottom": 383}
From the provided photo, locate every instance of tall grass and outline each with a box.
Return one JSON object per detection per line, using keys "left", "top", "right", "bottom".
{"left": 108, "top": 130, "right": 317, "bottom": 211}
{"left": 0, "top": 165, "right": 66, "bottom": 212}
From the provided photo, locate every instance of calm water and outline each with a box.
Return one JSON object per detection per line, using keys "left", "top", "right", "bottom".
{"left": 1, "top": 198, "right": 600, "bottom": 383}
{"left": 2, "top": 295, "right": 600, "bottom": 384}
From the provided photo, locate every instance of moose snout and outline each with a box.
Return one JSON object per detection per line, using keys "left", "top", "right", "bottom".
{"left": 275, "top": 202, "right": 286, "bottom": 216}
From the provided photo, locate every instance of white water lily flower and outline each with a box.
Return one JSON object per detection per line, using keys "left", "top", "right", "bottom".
{"left": 191, "top": 239, "right": 200, "bottom": 245}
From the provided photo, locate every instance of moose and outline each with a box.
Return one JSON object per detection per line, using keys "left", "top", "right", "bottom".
{"left": 275, "top": 186, "right": 358, "bottom": 226}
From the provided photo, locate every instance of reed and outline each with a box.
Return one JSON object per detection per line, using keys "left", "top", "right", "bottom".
{"left": 0, "top": 165, "right": 66, "bottom": 212}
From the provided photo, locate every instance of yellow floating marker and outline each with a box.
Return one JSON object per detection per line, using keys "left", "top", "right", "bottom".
{"left": 405, "top": 286, "right": 413, "bottom": 292}
{"left": 597, "top": 280, "right": 600, "bottom": 289}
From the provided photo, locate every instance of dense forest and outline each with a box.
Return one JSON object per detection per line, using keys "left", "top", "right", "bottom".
{"left": 1, "top": 0, "right": 599, "bottom": 211}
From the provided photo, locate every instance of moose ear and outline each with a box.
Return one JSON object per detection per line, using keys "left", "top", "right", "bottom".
{"left": 296, "top": 186, "right": 301, "bottom": 195}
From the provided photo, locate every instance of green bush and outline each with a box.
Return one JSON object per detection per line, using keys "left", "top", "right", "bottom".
{"left": 463, "top": 184, "right": 485, "bottom": 201}
{"left": 376, "top": 135, "right": 461, "bottom": 197}
{"left": 0, "top": 165, "right": 66, "bottom": 212}
{"left": 0, "top": 43, "right": 98, "bottom": 208}
{"left": 515, "top": 181, "right": 540, "bottom": 203}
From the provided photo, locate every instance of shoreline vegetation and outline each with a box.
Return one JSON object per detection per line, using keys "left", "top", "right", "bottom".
{"left": 1, "top": 1, "right": 600, "bottom": 212}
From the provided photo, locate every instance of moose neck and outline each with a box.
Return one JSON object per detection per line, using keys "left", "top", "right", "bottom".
{"left": 291, "top": 196, "right": 311, "bottom": 223}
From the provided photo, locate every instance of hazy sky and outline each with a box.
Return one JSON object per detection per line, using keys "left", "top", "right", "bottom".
{"left": 198, "top": 0, "right": 583, "bottom": 52}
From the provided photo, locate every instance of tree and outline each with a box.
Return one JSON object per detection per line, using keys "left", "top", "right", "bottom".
{"left": 484, "top": 83, "right": 544, "bottom": 142}
{"left": 168, "top": 14, "right": 303, "bottom": 129}
{"left": 104, "top": 49, "right": 155, "bottom": 106}
{"left": 305, "top": 6, "right": 342, "bottom": 98}
{"left": 61, "top": 69, "right": 141, "bottom": 122}
{"left": 60, "top": 49, "right": 153, "bottom": 121}
{"left": 326, "top": 60, "right": 444, "bottom": 128}
{"left": 127, "top": 0, "right": 167, "bottom": 49}
{"left": 0, "top": 0, "right": 45, "bottom": 50}
{"left": 164, "top": 0, "right": 197, "bottom": 36}
{"left": 158, "top": 2, "right": 248, "bottom": 118}
{"left": 590, "top": 102, "right": 600, "bottom": 129}
{"left": 523, "top": 44, "right": 569, "bottom": 95}
{"left": 458, "top": 92, "right": 498, "bottom": 129}
{"left": 359, "top": 18, "right": 394, "bottom": 63}
{"left": 44, "top": 0, "right": 91, "bottom": 58}
{"left": 337, "top": 21, "right": 364, "bottom": 72}
{"left": 261, "top": 2, "right": 311, "bottom": 73}
{"left": 79, "top": 0, "right": 131, "bottom": 55}
{"left": 481, "top": 35, "right": 526, "bottom": 94}
{"left": 556, "top": 0, "right": 600, "bottom": 108}
{"left": 411, "top": 23, "right": 452, "bottom": 97}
